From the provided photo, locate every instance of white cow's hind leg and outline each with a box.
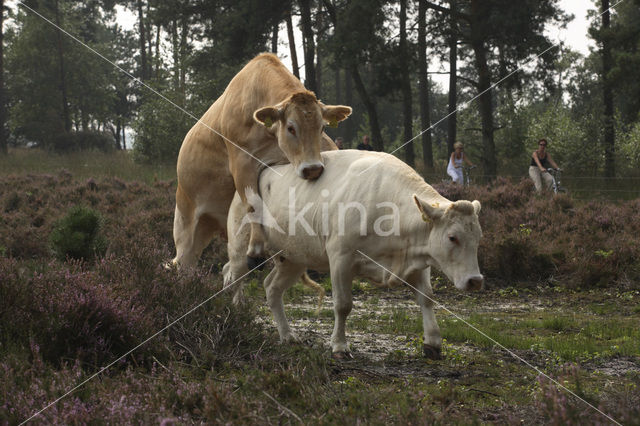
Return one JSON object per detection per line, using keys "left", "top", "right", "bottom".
{"left": 328, "top": 254, "right": 354, "bottom": 358}
{"left": 414, "top": 267, "right": 442, "bottom": 359}
{"left": 264, "top": 260, "right": 306, "bottom": 343}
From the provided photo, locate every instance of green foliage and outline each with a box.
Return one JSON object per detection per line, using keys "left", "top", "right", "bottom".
{"left": 50, "top": 205, "right": 107, "bottom": 261}
{"left": 618, "top": 121, "right": 640, "bottom": 172}
{"left": 132, "top": 89, "right": 192, "bottom": 163}
{"left": 6, "top": 2, "right": 123, "bottom": 149}
{"left": 51, "top": 131, "right": 116, "bottom": 153}
{"left": 525, "top": 104, "right": 599, "bottom": 174}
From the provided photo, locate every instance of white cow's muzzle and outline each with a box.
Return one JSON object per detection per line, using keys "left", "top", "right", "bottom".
{"left": 455, "top": 274, "right": 484, "bottom": 291}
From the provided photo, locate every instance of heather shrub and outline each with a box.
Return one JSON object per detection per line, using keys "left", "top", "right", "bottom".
{"left": 0, "top": 258, "right": 154, "bottom": 366}
{"left": 486, "top": 233, "right": 555, "bottom": 283}
{"left": 50, "top": 205, "right": 107, "bottom": 261}
{"left": 536, "top": 364, "right": 640, "bottom": 426}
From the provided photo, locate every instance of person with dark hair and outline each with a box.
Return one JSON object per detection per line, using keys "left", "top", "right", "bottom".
{"left": 529, "top": 138, "right": 560, "bottom": 192}
{"left": 357, "top": 135, "right": 373, "bottom": 151}
{"left": 335, "top": 137, "right": 344, "bottom": 149}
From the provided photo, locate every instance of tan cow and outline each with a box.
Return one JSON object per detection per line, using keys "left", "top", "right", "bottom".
{"left": 171, "top": 53, "right": 351, "bottom": 268}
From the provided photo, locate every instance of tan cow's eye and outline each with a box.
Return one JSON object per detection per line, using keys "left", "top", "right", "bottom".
{"left": 449, "top": 236, "right": 458, "bottom": 244}
{"left": 288, "top": 126, "right": 296, "bottom": 135}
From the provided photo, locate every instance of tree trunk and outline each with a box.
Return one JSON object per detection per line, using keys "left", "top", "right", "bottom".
{"left": 154, "top": 24, "right": 161, "bottom": 79}
{"left": 286, "top": 10, "right": 300, "bottom": 79}
{"left": 171, "top": 18, "right": 179, "bottom": 89}
{"left": 114, "top": 120, "right": 122, "bottom": 150}
{"left": 146, "top": 1, "right": 152, "bottom": 78}
{"left": 335, "top": 67, "right": 341, "bottom": 103}
{"left": 602, "top": 0, "right": 615, "bottom": 177}
{"left": 179, "top": 17, "right": 188, "bottom": 103}
{"left": 299, "top": 0, "right": 317, "bottom": 93}
{"left": 122, "top": 125, "right": 126, "bottom": 149}
{"left": 271, "top": 23, "right": 278, "bottom": 53}
{"left": 418, "top": 0, "right": 433, "bottom": 171}
{"left": 137, "top": 0, "right": 148, "bottom": 80}
{"left": 350, "top": 65, "right": 384, "bottom": 151}
{"left": 470, "top": 0, "right": 496, "bottom": 178}
{"left": 54, "top": 0, "right": 71, "bottom": 133}
{"left": 0, "top": 0, "right": 7, "bottom": 154}
{"left": 315, "top": 1, "right": 323, "bottom": 98}
{"left": 399, "top": 0, "right": 414, "bottom": 167}
{"left": 344, "top": 69, "right": 354, "bottom": 146}
{"left": 446, "top": 0, "right": 457, "bottom": 156}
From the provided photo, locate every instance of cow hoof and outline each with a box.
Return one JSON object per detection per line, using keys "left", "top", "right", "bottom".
{"left": 247, "top": 256, "right": 266, "bottom": 271}
{"left": 332, "top": 351, "right": 354, "bottom": 361}
{"left": 423, "top": 344, "right": 443, "bottom": 360}
{"left": 163, "top": 260, "right": 178, "bottom": 271}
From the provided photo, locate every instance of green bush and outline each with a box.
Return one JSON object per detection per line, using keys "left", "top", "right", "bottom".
{"left": 50, "top": 205, "right": 107, "bottom": 261}
{"left": 132, "top": 90, "right": 192, "bottom": 163}
{"left": 50, "top": 131, "right": 116, "bottom": 153}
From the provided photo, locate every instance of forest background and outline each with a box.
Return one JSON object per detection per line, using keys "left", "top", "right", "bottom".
{"left": 1, "top": 0, "right": 640, "bottom": 186}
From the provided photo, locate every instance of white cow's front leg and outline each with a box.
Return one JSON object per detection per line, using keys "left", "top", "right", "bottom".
{"left": 328, "top": 255, "right": 354, "bottom": 358}
{"left": 414, "top": 267, "right": 442, "bottom": 359}
{"left": 264, "top": 260, "right": 305, "bottom": 343}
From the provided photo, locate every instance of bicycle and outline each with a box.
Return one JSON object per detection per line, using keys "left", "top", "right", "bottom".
{"left": 546, "top": 168, "right": 567, "bottom": 194}
{"left": 462, "top": 165, "right": 477, "bottom": 187}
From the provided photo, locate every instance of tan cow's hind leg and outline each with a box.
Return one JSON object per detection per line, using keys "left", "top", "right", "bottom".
{"left": 300, "top": 272, "right": 325, "bottom": 314}
{"left": 228, "top": 151, "right": 268, "bottom": 267}
{"left": 171, "top": 186, "right": 197, "bottom": 267}
{"left": 172, "top": 183, "right": 226, "bottom": 268}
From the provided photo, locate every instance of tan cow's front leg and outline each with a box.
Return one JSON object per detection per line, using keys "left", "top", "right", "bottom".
{"left": 228, "top": 150, "right": 268, "bottom": 268}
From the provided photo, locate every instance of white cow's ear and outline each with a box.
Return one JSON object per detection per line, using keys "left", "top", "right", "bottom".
{"left": 472, "top": 200, "right": 481, "bottom": 215}
{"left": 413, "top": 194, "right": 445, "bottom": 223}
{"left": 254, "top": 106, "right": 283, "bottom": 128}
{"left": 321, "top": 104, "right": 352, "bottom": 128}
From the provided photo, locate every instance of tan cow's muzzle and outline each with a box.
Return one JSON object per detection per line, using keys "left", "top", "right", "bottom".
{"left": 300, "top": 163, "right": 324, "bottom": 180}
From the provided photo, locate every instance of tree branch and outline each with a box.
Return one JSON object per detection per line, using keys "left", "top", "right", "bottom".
{"left": 457, "top": 75, "right": 479, "bottom": 87}
{"left": 424, "top": 1, "right": 471, "bottom": 21}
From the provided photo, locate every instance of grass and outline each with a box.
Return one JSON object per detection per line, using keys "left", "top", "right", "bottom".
{"left": 2, "top": 151, "right": 639, "bottom": 424}
{"left": 0, "top": 148, "right": 176, "bottom": 183}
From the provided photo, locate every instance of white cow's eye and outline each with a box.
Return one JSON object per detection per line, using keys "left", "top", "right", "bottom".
{"left": 449, "top": 236, "right": 458, "bottom": 244}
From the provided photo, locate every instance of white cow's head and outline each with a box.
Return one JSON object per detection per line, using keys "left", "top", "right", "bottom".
{"left": 413, "top": 195, "right": 484, "bottom": 291}
{"left": 254, "top": 91, "right": 351, "bottom": 180}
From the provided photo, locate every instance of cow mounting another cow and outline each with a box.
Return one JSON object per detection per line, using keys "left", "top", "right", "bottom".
{"left": 171, "top": 53, "right": 351, "bottom": 269}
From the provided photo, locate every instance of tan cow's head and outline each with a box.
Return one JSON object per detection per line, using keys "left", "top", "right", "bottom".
{"left": 254, "top": 91, "right": 351, "bottom": 180}
{"left": 413, "top": 196, "right": 484, "bottom": 291}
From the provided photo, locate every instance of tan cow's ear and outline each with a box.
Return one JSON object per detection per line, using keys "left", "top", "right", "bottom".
{"left": 254, "top": 106, "right": 283, "bottom": 128}
{"left": 321, "top": 105, "right": 352, "bottom": 128}
{"left": 413, "top": 194, "right": 445, "bottom": 223}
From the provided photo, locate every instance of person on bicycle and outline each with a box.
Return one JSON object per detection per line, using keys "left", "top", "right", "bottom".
{"left": 447, "top": 141, "right": 475, "bottom": 184}
{"left": 529, "top": 138, "right": 560, "bottom": 192}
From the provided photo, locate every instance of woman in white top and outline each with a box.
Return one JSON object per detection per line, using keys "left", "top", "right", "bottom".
{"left": 447, "top": 142, "right": 475, "bottom": 184}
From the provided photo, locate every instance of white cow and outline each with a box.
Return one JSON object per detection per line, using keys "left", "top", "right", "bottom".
{"left": 223, "top": 150, "right": 483, "bottom": 359}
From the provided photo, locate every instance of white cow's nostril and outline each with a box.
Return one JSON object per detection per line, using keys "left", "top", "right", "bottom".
{"left": 467, "top": 276, "right": 484, "bottom": 291}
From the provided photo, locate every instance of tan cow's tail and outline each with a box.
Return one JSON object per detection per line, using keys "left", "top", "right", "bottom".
{"left": 301, "top": 272, "right": 325, "bottom": 315}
